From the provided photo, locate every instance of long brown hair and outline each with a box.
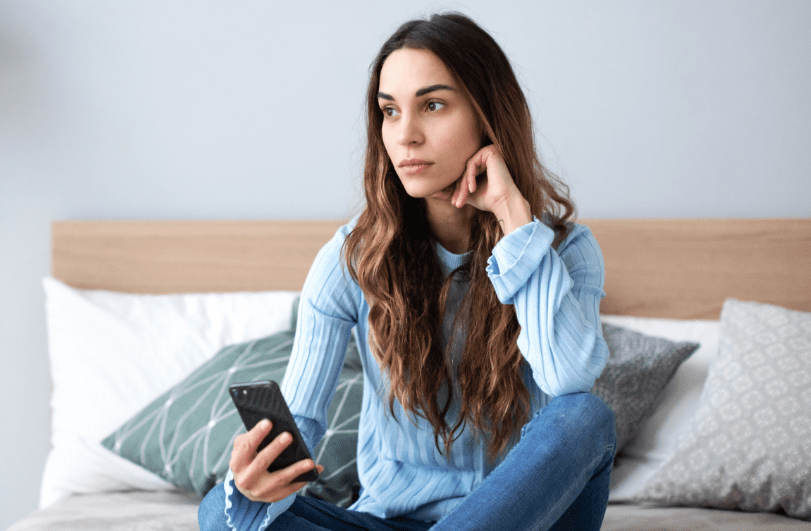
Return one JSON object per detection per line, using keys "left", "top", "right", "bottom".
{"left": 343, "top": 13, "right": 575, "bottom": 459}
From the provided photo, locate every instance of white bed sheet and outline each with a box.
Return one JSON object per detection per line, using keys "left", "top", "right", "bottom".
{"left": 9, "top": 491, "right": 811, "bottom": 531}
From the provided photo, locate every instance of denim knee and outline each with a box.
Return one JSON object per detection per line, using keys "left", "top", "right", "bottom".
{"left": 199, "top": 483, "right": 228, "bottom": 531}
{"left": 525, "top": 392, "right": 616, "bottom": 455}
{"left": 568, "top": 392, "right": 616, "bottom": 452}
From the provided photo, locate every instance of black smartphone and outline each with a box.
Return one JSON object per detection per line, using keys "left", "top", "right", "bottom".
{"left": 229, "top": 380, "right": 319, "bottom": 483}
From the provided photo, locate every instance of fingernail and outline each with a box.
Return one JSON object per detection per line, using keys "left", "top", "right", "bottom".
{"left": 260, "top": 419, "right": 270, "bottom": 429}
{"left": 280, "top": 432, "right": 291, "bottom": 444}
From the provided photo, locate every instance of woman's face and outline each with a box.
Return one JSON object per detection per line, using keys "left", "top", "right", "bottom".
{"left": 378, "top": 48, "right": 481, "bottom": 201}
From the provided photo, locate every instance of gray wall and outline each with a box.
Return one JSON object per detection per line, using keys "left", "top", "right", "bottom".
{"left": 1, "top": 0, "right": 809, "bottom": 527}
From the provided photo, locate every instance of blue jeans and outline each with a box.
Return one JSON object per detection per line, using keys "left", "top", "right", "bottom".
{"left": 199, "top": 392, "right": 616, "bottom": 531}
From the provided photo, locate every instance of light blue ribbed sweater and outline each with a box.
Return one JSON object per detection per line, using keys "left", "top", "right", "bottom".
{"left": 223, "top": 217, "right": 608, "bottom": 530}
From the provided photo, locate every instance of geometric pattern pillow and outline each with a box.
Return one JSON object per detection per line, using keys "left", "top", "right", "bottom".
{"left": 298, "top": 335, "right": 364, "bottom": 507}
{"left": 102, "top": 330, "right": 365, "bottom": 507}
{"left": 101, "top": 332, "right": 292, "bottom": 495}
{"left": 591, "top": 323, "right": 700, "bottom": 452}
{"left": 637, "top": 299, "right": 811, "bottom": 520}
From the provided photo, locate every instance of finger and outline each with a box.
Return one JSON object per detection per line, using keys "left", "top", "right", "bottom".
{"left": 461, "top": 158, "right": 481, "bottom": 206}
{"left": 230, "top": 419, "right": 272, "bottom": 471}
{"left": 469, "top": 163, "right": 481, "bottom": 195}
{"left": 449, "top": 177, "right": 464, "bottom": 206}
{"left": 244, "top": 458, "right": 319, "bottom": 502}
{"left": 454, "top": 178, "right": 469, "bottom": 208}
{"left": 237, "top": 430, "right": 293, "bottom": 489}
{"left": 274, "top": 463, "right": 325, "bottom": 499}
{"left": 455, "top": 188, "right": 468, "bottom": 209}
{"left": 278, "top": 457, "right": 320, "bottom": 486}
{"left": 468, "top": 158, "right": 479, "bottom": 194}
{"left": 247, "top": 419, "right": 273, "bottom": 449}
{"left": 235, "top": 440, "right": 293, "bottom": 500}
{"left": 251, "top": 431, "right": 294, "bottom": 474}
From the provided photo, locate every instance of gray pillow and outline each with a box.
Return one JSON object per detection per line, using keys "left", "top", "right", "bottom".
{"left": 637, "top": 299, "right": 811, "bottom": 520}
{"left": 592, "top": 323, "right": 700, "bottom": 452}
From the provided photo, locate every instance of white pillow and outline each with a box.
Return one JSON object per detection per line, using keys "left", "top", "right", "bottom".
{"left": 600, "top": 315, "right": 719, "bottom": 501}
{"left": 41, "top": 277, "right": 299, "bottom": 508}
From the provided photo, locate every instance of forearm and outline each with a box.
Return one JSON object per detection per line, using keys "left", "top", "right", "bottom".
{"left": 490, "top": 191, "right": 532, "bottom": 236}
{"left": 514, "top": 273, "right": 607, "bottom": 395}
{"left": 486, "top": 221, "right": 608, "bottom": 396}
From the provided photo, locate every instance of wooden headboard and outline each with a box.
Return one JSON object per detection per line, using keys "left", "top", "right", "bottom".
{"left": 52, "top": 219, "right": 811, "bottom": 319}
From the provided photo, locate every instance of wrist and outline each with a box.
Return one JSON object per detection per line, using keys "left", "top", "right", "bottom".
{"left": 491, "top": 192, "right": 532, "bottom": 235}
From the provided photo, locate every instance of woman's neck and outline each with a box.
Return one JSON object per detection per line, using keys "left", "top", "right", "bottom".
{"left": 424, "top": 197, "right": 475, "bottom": 254}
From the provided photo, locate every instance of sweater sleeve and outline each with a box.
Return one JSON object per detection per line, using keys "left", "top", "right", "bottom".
{"left": 486, "top": 218, "right": 608, "bottom": 397}
{"left": 223, "top": 222, "right": 360, "bottom": 531}
{"left": 222, "top": 469, "right": 294, "bottom": 531}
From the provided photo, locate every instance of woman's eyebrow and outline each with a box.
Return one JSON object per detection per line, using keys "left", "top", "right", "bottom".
{"left": 377, "top": 84, "right": 456, "bottom": 101}
{"left": 415, "top": 84, "right": 455, "bottom": 97}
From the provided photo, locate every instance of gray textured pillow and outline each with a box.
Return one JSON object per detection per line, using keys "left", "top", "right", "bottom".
{"left": 637, "top": 299, "right": 811, "bottom": 520}
{"left": 592, "top": 323, "right": 700, "bottom": 452}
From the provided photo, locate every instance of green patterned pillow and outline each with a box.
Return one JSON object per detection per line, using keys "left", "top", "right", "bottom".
{"left": 102, "top": 329, "right": 364, "bottom": 506}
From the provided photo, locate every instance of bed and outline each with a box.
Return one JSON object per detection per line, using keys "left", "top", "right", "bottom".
{"left": 8, "top": 218, "right": 811, "bottom": 530}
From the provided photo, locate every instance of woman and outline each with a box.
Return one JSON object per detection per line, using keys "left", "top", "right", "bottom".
{"left": 200, "top": 12, "right": 615, "bottom": 531}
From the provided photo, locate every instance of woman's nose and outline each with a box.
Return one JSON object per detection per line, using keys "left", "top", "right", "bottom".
{"left": 397, "top": 114, "right": 423, "bottom": 146}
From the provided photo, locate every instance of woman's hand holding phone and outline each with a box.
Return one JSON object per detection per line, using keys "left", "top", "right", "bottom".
{"left": 450, "top": 145, "right": 532, "bottom": 234}
{"left": 230, "top": 419, "right": 324, "bottom": 503}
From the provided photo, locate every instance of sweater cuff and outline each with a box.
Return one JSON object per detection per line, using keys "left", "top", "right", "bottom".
{"left": 486, "top": 217, "right": 554, "bottom": 303}
{"left": 223, "top": 469, "right": 294, "bottom": 531}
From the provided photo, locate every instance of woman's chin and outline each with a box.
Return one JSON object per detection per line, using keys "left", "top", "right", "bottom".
{"left": 401, "top": 185, "right": 453, "bottom": 201}
{"left": 428, "top": 188, "right": 454, "bottom": 201}
{"left": 415, "top": 182, "right": 456, "bottom": 201}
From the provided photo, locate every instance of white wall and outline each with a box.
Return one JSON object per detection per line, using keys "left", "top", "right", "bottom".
{"left": 1, "top": 0, "right": 809, "bottom": 526}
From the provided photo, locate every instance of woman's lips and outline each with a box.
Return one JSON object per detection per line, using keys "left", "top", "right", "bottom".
{"left": 398, "top": 159, "right": 433, "bottom": 174}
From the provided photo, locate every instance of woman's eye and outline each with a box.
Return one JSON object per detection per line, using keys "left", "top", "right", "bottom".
{"left": 427, "top": 101, "right": 445, "bottom": 112}
{"left": 382, "top": 107, "right": 399, "bottom": 118}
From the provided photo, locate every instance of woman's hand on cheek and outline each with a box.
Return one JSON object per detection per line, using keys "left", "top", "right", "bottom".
{"left": 451, "top": 146, "right": 532, "bottom": 233}
{"left": 451, "top": 146, "right": 518, "bottom": 212}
